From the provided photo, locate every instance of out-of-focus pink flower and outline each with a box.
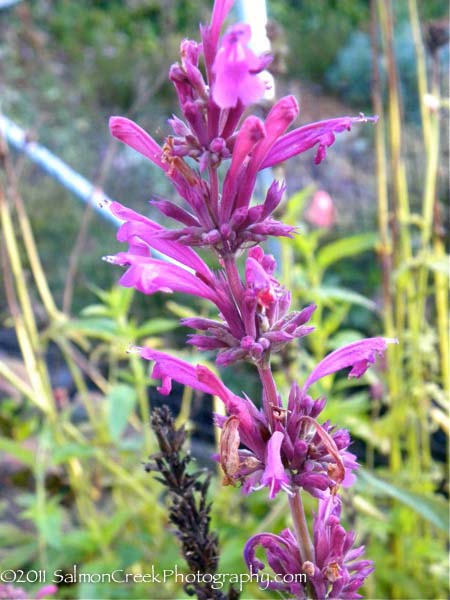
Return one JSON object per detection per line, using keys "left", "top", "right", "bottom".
{"left": 212, "top": 24, "right": 270, "bottom": 108}
{"left": 0, "top": 584, "right": 58, "bottom": 600}
{"left": 35, "top": 586, "right": 58, "bottom": 600}
{"left": 304, "top": 190, "right": 336, "bottom": 229}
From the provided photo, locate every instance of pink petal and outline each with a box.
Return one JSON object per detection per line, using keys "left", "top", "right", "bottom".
{"left": 140, "top": 348, "right": 216, "bottom": 396}
{"left": 109, "top": 116, "right": 166, "bottom": 170}
{"left": 261, "top": 115, "right": 378, "bottom": 169}
{"left": 260, "top": 431, "right": 291, "bottom": 499}
{"left": 303, "top": 337, "right": 397, "bottom": 391}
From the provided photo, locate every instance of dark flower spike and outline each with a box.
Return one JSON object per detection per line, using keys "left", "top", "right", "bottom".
{"left": 146, "top": 406, "right": 240, "bottom": 600}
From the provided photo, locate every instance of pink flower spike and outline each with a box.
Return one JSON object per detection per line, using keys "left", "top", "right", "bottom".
{"left": 109, "top": 116, "right": 166, "bottom": 171}
{"left": 261, "top": 114, "right": 378, "bottom": 169}
{"left": 212, "top": 24, "right": 269, "bottom": 109}
{"left": 303, "top": 337, "right": 398, "bottom": 391}
{"left": 260, "top": 431, "right": 292, "bottom": 499}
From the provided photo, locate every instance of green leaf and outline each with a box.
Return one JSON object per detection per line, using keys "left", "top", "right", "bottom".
{"left": 358, "top": 469, "right": 449, "bottom": 532}
{"left": 328, "top": 329, "right": 365, "bottom": 349}
{"left": 106, "top": 384, "right": 137, "bottom": 442}
{"left": 165, "top": 300, "right": 198, "bottom": 319}
{"left": 317, "top": 232, "right": 378, "bottom": 271}
{"left": 52, "top": 443, "right": 96, "bottom": 464}
{"left": 0, "top": 523, "right": 31, "bottom": 544}
{"left": 0, "top": 542, "right": 36, "bottom": 569}
{"left": 136, "top": 318, "right": 179, "bottom": 337}
{"left": 0, "top": 437, "right": 35, "bottom": 467}
{"left": 284, "top": 184, "right": 315, "bottom": 225}
{"left": 80, "top": 304, "right": 111, "bottom": 317}
{"left": 314, "top": 285, "right": 377, "bottom": 311}
{"left": 322, "top": 303, "right": 350, "bottom": 337}
{"left": 65, "top": 318, "right": 118, "bottom": 340}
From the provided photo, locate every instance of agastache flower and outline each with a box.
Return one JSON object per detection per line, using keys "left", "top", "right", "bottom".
{"left": 185, "top": 247, "right": 314, "bottom": 366}
{"left": 212, "top": 23, "right": 271, "bottom": 109}
{"left": 108, "top": 44, "right": 374, "bottom": 254}
{"left": 244, "top": 494, "right": 373, "bottom": 599}
{"left": 138, "top": 338, "right": 395, "bottom": 500}
{"left": 104, "top": 2, "right": 387, "bottom": 596}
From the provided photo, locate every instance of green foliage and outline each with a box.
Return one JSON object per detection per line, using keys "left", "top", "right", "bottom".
{"left": 326, "top": 22, "right": 449, "bottom": 113}
{"left": 269, "top": 0, "right": 370, "bottom": 80}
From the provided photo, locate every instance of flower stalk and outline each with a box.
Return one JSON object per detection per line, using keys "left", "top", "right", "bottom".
{"left": 104, "top": 1, "right": 391, "bottom": 597}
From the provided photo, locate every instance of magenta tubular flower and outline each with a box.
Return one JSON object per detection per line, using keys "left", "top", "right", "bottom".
{"left": 244, "top": 494, "right": 373, "bottom": 599}
{"left": 259, "top": 431, "right": 293, "bottom": 498}
{"left": 138, "top": 347, "right": 266, "bottom": 459}
{"left": 140, "top": 337, "right": 393, "bottom": 500}
{"left": 303, "top": 337, "right": 398, "bottom": 391}
{"left": 261, "top": 114, "right": 378, "bottom": 168}
{"left": 212, "top": 23, "right": 269, "bottom": 109}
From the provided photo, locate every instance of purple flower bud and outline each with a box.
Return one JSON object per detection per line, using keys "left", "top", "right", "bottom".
{"left": 168, "top": 114, "right": 191, "bottom": 137}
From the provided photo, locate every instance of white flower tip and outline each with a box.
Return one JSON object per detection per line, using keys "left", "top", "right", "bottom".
{"left": 359, "top": 112, "right": 379, "bottom": 124}
{"left": 102, "top": 255, "right": 117, "bottom": 264}
{"left": 126, "top": 345, "right": 142, "bottom": 355}
{"left": 385, "top": 337, "right": 399, "bottom": 345}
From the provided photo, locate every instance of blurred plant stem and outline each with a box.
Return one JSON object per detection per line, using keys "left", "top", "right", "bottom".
{"left": 371, "top": 0, "right": 448, "bottom": 597}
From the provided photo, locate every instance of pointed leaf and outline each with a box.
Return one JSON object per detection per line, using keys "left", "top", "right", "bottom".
{"left": 107, "top": 384, "right": 137, "bottom": 442}
{"left": 315, "top": 285, "right": 377, "bottom": 311}
{"left": 358, "top": 469, "right": 449, "bottom": 532}
{"left": 0, "top": 437, "right": 35, "bottom": 467}
{"left": 317, "top": 232, "right": 378, "bottom": 271}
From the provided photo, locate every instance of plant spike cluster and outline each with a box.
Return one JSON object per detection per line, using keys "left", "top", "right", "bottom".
{"left": 146, "top": 406, "right": 240, "bottom": 600}
{"left": 103, "top": 1, "right": 396, "bottom": 597}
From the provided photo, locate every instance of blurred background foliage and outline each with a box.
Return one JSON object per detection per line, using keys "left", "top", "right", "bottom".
{"left": 0, "top": 0, "right": 449, "bottom": 599}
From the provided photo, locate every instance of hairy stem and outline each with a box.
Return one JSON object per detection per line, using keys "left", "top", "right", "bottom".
{"left": 257, "top": 362, "right": 280, "bottom": 431}
{"left": 288, "top": 490, "right": 314, "bottom": 563}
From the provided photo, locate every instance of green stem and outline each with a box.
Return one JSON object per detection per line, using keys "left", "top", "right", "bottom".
{"left": 130, "top": 352, "right": 153, "bottom": 453}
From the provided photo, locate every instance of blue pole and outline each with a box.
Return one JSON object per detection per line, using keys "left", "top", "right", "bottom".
{"left": 0, "top": 113, "right": 121, "bottom": 227}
